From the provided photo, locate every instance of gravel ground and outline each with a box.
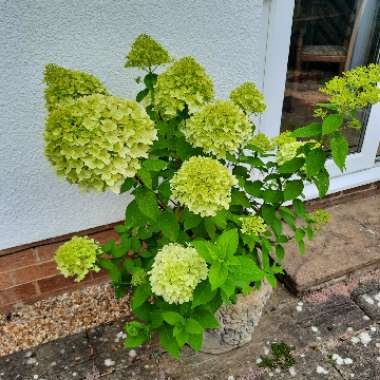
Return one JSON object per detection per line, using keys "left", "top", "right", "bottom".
{"left": 0, "top": 282, "right": 130, "bottom": 357}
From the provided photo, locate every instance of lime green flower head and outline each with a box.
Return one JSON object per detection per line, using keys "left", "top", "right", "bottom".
{"left": 320, "top": 64, "right": 380, "bottom": 113}
{"left": 229, "top": 82, "right": 266, "bottom": 114}
{"left": 240, "top": 215, "right": 267, "bottom": 236}
{"left": 272, "top": 131, "right": 296, "bottom": 147}
{"left": 54, "top": 236, "right": 101, "bottom": 282}
{"left": 249, "top": 133, "right": 274, "bottom": 152}
{"left": 44, "top": 94, "right": 157, "bottom": 193}
{"left": 309, "top": 209, "right": 330, "bottom": 230}
{"left": 154, "top": 57, "right": 214, "bottom": 118}
{"left": 44, "top": 64, "right": 108, "bottom": 111}
{"left": 276, "top": 141, "right": 306, "bottom": 165}
{"left": 149, "top": 243, "right": 208, "bottom": 304}
{"left": 170, "top": 156, "right": 238, "bottom": 217}
{"left": 184, "top": 100, "right": 253, "bottom": 158}
{"left": 125, "top": 34, "right": 171, "bottom": 70}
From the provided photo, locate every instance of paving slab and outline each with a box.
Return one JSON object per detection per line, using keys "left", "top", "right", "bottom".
{"left": 281, "top": 193, "right": 380, "bottom": 294}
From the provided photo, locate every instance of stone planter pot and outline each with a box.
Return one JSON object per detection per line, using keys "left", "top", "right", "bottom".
{"left": 201, "top": 281, "right": 272, "bottom": 354}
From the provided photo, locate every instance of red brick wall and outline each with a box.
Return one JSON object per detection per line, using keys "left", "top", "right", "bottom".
{"left": 0, "top": 181, "right": 379, "bottom": 312}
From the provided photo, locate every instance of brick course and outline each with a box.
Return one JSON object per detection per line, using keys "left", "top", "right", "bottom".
{"left": 0, "top": 181, "right": 378, "bottom": 311}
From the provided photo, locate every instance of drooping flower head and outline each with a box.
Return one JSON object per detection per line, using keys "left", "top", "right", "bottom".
{"left": 240, "top": 215, "right": 267, "bottom": 236}
{"left": 272, "top": 131, "right": 297, "bottom": 147}
{"left": 45, "top": 94, "right": 157, "bottom": 193}
{"left": 276, "top": 141, "right": 306, "bottom": 165}
{"left": 184, "top": 100, "right": 253, "bottom": 158}
{"left": 149, "top": 243, "right": 208, "bottom": 304}
{"left": 54, "top": 236, "right": 101, "bottom": 282}
{"left": 249, "top": 133, "right": 274, "bottom": 152}
{"left": 230, "top": 82, "right": 266, "bottom": 114}
{"left": 309, "top": 209, "right": 330, "bottom": 230}
{"left": 170, "top": 156, "right": 238, "bottom": 217}
{"left": 125, "top": 34, "right": 171, "bottom": 70}
{"left": 154, "top": 57, "right": 214, "bottom": 118}
{"left": 320, "top": 63, "right": 380, "bottom": 113}
{"left": 44, "top": 64, "right": 108, "bottom": 111}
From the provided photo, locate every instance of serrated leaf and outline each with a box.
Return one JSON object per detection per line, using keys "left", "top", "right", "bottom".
{"left": 183, "top": 208, "right": 202, "bottom": 230}
{"left": 195, "top": 309, "right": 220, "bottom": 329}
{"left": 244, "top": 180, "right": 263, "bottom": 197}
{"left": 143, "top": 159, "right": 168, "bottom": 171}
{"left": 131, "top": 283, "right": 151, "bottom": 310}
{"left": 216, "top": 228, "right": 239, "bottom": 257}
{"left": 192, "top": 240, "right": 215, "bottom": 263}
{"left": 160, "top": 326, "right": 180, "bottom": 358}
{"left": 293, "top": 199, "right": 306, "bottom": 217}
{"left": 284, "top": 180, "right": 304, "bottom": 201}
{"left": 291, "top": 122, "right": 322, "bottom": 138}
{"left": 192, "top": 281, "right": 217, "bottom": 309}
{"left": 125, "top": 200, "right": 146, "bottom": 228}
{"left": 313, "top": 168, "right": 329, "bottom": 197}
{"left": 330, "top": 133, "right": 348, "bottom": 171}
{"left": 187, "top": 333, "right": 203, "bottom": 352}
{"left": 278, "top": 157, "right": 305, "bottom": 173}
{"left": 134, "top": 188, "right": 160, "bottom": 221}
{"left": 209, "top": 262, "right": 228, "bottom": 290}
{"left": 162, "top": 311, "right": 185, "bottom": 326}
{"left": 305, "top": 148, "right": 327, "bottom": 177}
{"left": 275, "top": 245, "right": 285, "bottom": 261}
{"left": 231, "top": 189, "right": 250, "bottom": 208}
{"left": 185, "top": 318, "right": 204, "bottom": 334}
{"left": 322, "top": 114, "right": 343, "bottom": 135}
{"left": 160, "top": 210, "right": 179, "bottom": 241}
{"left": 262, "top": 189, "right": 283, "bottom": 204}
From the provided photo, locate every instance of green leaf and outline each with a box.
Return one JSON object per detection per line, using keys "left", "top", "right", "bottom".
{"left": 132, "top": 283, "right": 151, "bottom": 310}
{"left": 192, "top": 240, "right": 215, "bottom": 263}
{"left": 275, "top": 245, "right": 285, "bottom": 261}
{"left": 162, "top": 311, "right": 185, "bottom": 326}
{"left": 284, "top": 180, "right": 304, "bottom": 201}
{"left": 124, "top": 334, "right": 147, "bottom": 348}
{"left": 313, "top": 168, "right": 329, "bottom": 197}
{"left": 185, "top": 318, "right": 204, "bottom": 334}
{"left": 231, "top": 190, "right": 250, "bottom": 208}
{"left": 262, "top": 189, "right": 283, "bottom": 204}
{"left": 295, "top": 228, "right": 305, "bottom": 242}
{"left": 322, "top": 114, "right": 343, "bottom": 135}
{"left": 278, "top": 157, "right": 305, "bottom": 173}
{"left": 291, "top": 122, "right": 322, "bottom": 138}
{"left": 160, "top": 326, "right": 180, "bottom": 358}
{"left": 98, "top": 259, "right": 121, "bottom": 283}
{"left": 204, "top": 219, "right": 216, "bottom": 240}
{"left": 293, "top": 199, "right": 306, "bottom": 217}
{"left": 184, "top": 208, "right": 202, "bottom": 230}
{"left": 173, "top": 325, "right": 188, "bottom": 348}
{"left": 160, "top": 210, "right": 179, "bottom": 241}
{"left": 244, "top": 180, "right": 263, "bottom": 197}
{"left": 144, "top": 72, "right": 157, "bottom": 90}
{"left": 305, "top": 149, "right": 327, "bottom": 177}
{"left": 210, "top": 211, "right": 228, "bottom": 229}
{"left": 137, "top": 167, "right": 152, "bottom": 189}
{"left": 187, "top": 333, "right": 203, "bottom": 352}
{"left": 143, "top": 159, "right": 168, "bottom": 171}
{"left": 136, "top": 88, "right": 149, "bottom": 102}
{"left": 216, "top": 228, "right": 239, "bottom": 257}
{"left": 192, "top": 281, "right": 217, "bottom": 309}
{"left": 158, "top": 180, "right": 171, "bottom": 202}
{"left": 261, "top": 204, "right": 276, "bottom": 225}
{"left": 330, "top": 133, "right": 348, "bottom": 171}
{"left": 195, "top": 309, "right": 220, "bottom": 328}
{"left": 134, "top": 188, "right": 160, "bottom": 221}
{"left": 120, "top": 178, "right": 135, "bottom": 193}
{"left": 125, "top": 200, "right": 146, "bottom": 228}
{"left": 209, "top": 262, "right": 228, "bottom": 290}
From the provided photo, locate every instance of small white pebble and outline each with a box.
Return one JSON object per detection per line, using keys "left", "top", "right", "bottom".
{"left": 311, "top": 326, "right": 319, "bottom": 333}
{"left": 264, "top": 347, "right": 270, "bottom": 355}
{"left": 374, "top": 292, "right": 380, "bottom": 302}
{"left": 344, "top": 358, "right": 353, "bottom": 365}
{"left": 268, "top": 373, "right": 273, "bottom": 377}
{"left": 275, "top": 368, "right": 281, "bottom": 373}
{"left": 26, "top": 358, "right": 37, "bottom": 365}
{"left": 129, "top": 349, "right": 137, "bottom": 358}
{"left": 370, "top": 326, "right": 377, "bottom": 332}
{"left": 363, "top": 295, "right": 374, "bottom": 305}
{"left": 227, "top": 376, "right": 235, "bottom": 380}
{"left": 25, "top": 351, "right": 33, "bottom": 358}
{"left": 104, "top": 359, "right": 115, "bottom": 367}
{"left": 289, "top": 367, "right": 296, "bottom": 377}
{"left": 363, "top": 315, "right": 370, "bottom": 321}
{"left": 296, "top": 305, "right": 303, "bottom": 312}
{"left": 298, "top": 301, "right": 303, "bottom": 306}
{"left": 332, "top": 354, "right": 344, "bottom": 365}
{"left": 144, "top": 364, "right": 150, "bottom": 369}
{"left": 72, "top": 373, "right": 77, "bottom": 377}
{"left": 316, "top": 366, "right": 329, "bottom": 375}
{"left": 376, "top": 357, "right": 380, "bottom": 362}
{"left": 33, "top": 376, "right": 38, "bottom": 380}
{"left": 316, "top": 337, "right": 322, "bottom": 341}
{"left": 346, "top": 327, "right": 354, "bottom": 333}
{"left": 256, "top": 358, "right": 263, "bottom": 364}
{"left": 50, "top": 362, "right": 56, "bottom": 367}
{"left": 359, "top": 331, "right": 372, "bottom": 346}
{"left": 300, "top": 354, "right": 305, "bottom": 358}
{"left": 351, "top": 336, "right": 360, "bottom": 344}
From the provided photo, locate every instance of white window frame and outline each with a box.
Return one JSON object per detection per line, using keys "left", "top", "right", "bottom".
{"left": 260, "top": 0, "right": 380, "bottom": 199}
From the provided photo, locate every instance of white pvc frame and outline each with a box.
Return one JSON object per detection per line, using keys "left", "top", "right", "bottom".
{"left": 260, "top": 0, "right": 380, "bottom": 198}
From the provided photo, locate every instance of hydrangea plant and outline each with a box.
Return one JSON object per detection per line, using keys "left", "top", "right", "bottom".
{"left": 45, "top": 34, "right": 380, "bottom": 358}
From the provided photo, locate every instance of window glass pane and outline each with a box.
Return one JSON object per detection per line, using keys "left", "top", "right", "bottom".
{"left": 281, "top": 0, "right": 380, "bottom": 153}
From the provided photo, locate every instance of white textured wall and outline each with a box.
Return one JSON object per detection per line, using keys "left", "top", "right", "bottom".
{"left": 0, "top": 0, "right": 267, "bottom": 250}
